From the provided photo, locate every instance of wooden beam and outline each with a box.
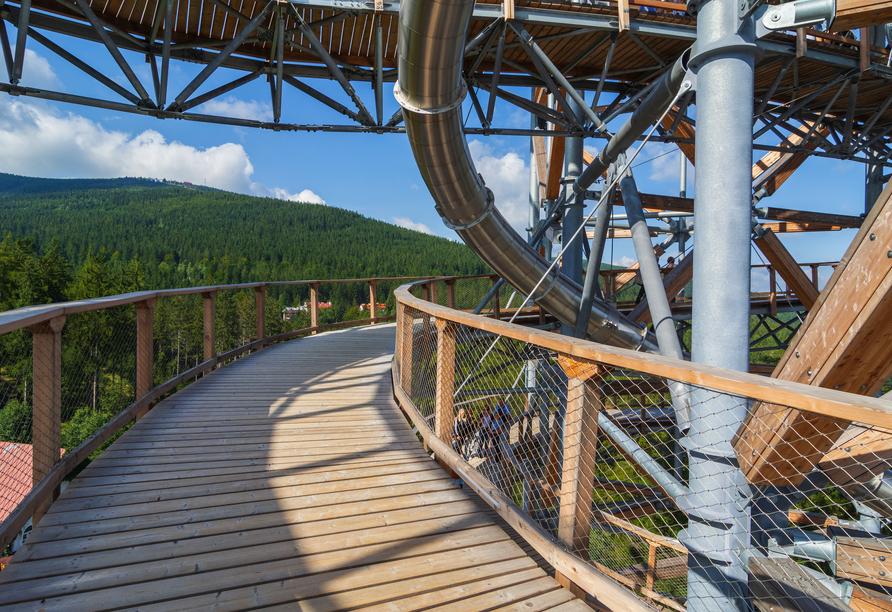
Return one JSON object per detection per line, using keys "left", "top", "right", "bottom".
{"left": 545, "top": 131, "right": 566, "bottom": 201}
{"left": 254, "top": 285, "right": 266, "bottom": 346}
{"left": 628, "top": 252, "right": 694, "bottom": 323}
{"left": 617, "top": 0, "right": 630, "bottom": 31}
{"left": 309, "top": 283, "right": 320, "bottom": 334}
{"left": 749, "top": 556, "right": 851, "bottom": 612}
{"left": 202, "top": 291, "right": 216, "bottom": 372}
{"left": 369, "top": 280, "right": 378, "bottom": 324}
{"left": 557, "top": 356, "right": 601, "bottom": 555}
{"left": 753, "top": 229, "right": 820, "bottom": 309}
{"left": 753, "top": 122, "right": 830, "bottom": 196}
{"left": 135, "top": 298, "right": 157, "bottom": 420}
{"left": 832, "top": 0, "right": 892, "bottom": 31}
{"left": 658, "top": 108, "right": 695, "bottom": 165}
{"left": 533, "top": 134, "right": 548, "bottom": 204}
{"left": 29, "top": 314, "right": 65, "bottom": 526}
{"left": 735, "top": 178, "right": 892, "bottom": 486}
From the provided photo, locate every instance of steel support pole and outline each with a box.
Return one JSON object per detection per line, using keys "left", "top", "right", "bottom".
{"left": 866, "top": 149, "right": 885, "bottom": 213}
{"left": 684, "top": 0, "right": 758, "bottom": 609}
{"left": 561, "top": 97, "right": 585, "bottom": 337}
{"left": 529, "top": 94, "right": 540, "bottom": 245}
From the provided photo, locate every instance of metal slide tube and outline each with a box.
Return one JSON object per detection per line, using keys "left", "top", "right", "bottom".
{"left": 397, "top": 0, "right": 656, "bottom": 352}
{"left": 573, "top": 49, "right": 691, "bottom": 196}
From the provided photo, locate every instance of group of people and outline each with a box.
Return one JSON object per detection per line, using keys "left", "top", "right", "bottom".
{"left": 451, "top": 398, "right": 512, "bottom": 461}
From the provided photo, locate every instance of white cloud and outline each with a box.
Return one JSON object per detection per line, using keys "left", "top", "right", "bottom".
{"left": 613, "top": 256, "right": 636, "bottom": 268}
{"left": 1, "top": 49, "right": 62, "bottom": 90}
{"left": 392, "top": 216, "right": 434, "bottom": 235}
{"left": 199, "top": 96, "right": 272, "bottom": 122}
{"left": 0, "top": 97, "right": 318, "bottom": 203}
{"left": 252, "top": 185, "right": 325, "bottom": 204}
{"left": 637, "top": 142, "right": 691, "bottom": 183}
{"left": 468, "top": 139, "right": 529, "bottom": 234}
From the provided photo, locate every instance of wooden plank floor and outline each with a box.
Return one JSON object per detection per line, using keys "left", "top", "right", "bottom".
{"left": 0, "top": 323, "right": 588, "bottom": 611}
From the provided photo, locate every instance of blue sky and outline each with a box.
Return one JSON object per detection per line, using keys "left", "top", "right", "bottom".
{"left": 0, "top": 28, "right": 867, "bottom": 270}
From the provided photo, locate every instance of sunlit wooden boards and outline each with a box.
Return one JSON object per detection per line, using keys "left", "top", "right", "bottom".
{"left": 0, "top": 324, "right": 588, "bottom": 611}
{"left": 734, "top": 179, "right": 892, "bottom": 486}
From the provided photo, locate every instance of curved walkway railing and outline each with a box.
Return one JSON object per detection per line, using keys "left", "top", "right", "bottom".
{"left": 393, "top": 280, "right": 892, "bottom": 612}
{"left": 0, "top": 274, "right": 506, "bottom": 555}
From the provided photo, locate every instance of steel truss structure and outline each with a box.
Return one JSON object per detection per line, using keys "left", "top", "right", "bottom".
{"left": 0, "top": 0, "right": 891, "bottom": 169}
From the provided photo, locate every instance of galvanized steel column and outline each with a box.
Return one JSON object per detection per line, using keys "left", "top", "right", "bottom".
{"left": 561, "top": 98, "right": 585, "bottom": 336}
{"left": 685, "top": 0, "right": 759, "bottom": 609}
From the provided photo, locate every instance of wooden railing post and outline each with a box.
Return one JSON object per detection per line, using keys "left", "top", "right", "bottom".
{"left": 434, "top": 318, "right": 456, "bottom": 444}
{"left": 769, "top": 268, "right": 777, "bottom": 317}
{"left": 369, "top": 280, "right": 378, "bottom": 324}
{"left": 202, "top": 291, "right": 216, "bottom": 373}
{"left": 554, "top": 354, "right": 602, "bottom": 602}
{"left": 491, "top": 275, "right": 501, "bottom": 319}
{"left": 29, "top": 314, "right": 65, "bottom": 526}
{"left": 399, "top": 303, "right": 414, "bottom": 393}
{"left": 556, "top": 355, "right": 602, "bottom": 553}
{"left": 136, "top": 298, "right": 157, "bottom": 420}
{"left": 645, "top": 542, "right": 658, "bottom": 602}
{"left": 430, "top": 281, "right": 438, "bottom": 305}
{"left": 421, "top": 282, "right": 430, "bottom": 302}
{"left": 445, "top": 279, "right": 456, "bottom": 309}
{"left": 435, "top": 318, "right": 457, "bottom": 476}
{"left": 255, "top": 285, "right": 266, "bottom": 346}
{"left": 310, "top": 283, "right": 320, "bottom": 334}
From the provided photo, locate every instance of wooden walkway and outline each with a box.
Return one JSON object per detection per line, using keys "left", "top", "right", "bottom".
{"left": 0, "top": 324, "right": 588, "bottom": 611}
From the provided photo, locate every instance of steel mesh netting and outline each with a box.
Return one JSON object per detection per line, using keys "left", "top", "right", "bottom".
{"left": 397, "top": 296, "right": 892, "bottom": 612}
{"left": 0, "top": 329, "right": 36, "bottom": 531}
{"left": 154, "top": 293, "right": 205, "bottom": 381}
{"left": 59, "top": 307, "right": 138, "bottom": 457}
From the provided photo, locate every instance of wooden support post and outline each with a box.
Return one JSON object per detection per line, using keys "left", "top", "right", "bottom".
{"left": 309, "top": 283, "right": 320, "bottom": 334}
{"left": 736, "top": 179, "right": 892, "bottom": 486}
{"left": 445, "top": 279, "right": 456, "bottom": 309}
{"left": 617, "top": 0, "right": 630, "bottom": 31}
{"left": 861, "top": 27, "right": 871, "bottom": 70}
{"left": 796, "top": 27, "right": 808, "bottom": 57}
{"left": 254, "top": 285, "right": 266, "bottom": 346}
{"left": 399, "top": 303, "right": 414, "bottom": 393}
{"left": 421, "top": 283, "right": 430, "bottom": 302}
{"left": 430, "top": 281, "right": 438, "bottom": 305}
{"left": 645, "top": 542, "right": 658, "bottom": 600}
{"left": 202, "top": 291, "right": 216, "bottom": 374}
{"left": 753, "top": 229, "right": 820, "bottom": 310}
{"left": 812, "top": 264, "right": 820, "bottom": 289}
{"left": 135, "top": 298, "right": 157, "bottom": 420}
{"left": 368, "top": 280, "right": 378, "bottom": 324}
{"left": 546, "top": 132, "right": 566, "bottom": 201}
{"left": 435, "top": 319, "right": 457, "bottom": 475}
{"left": 557, "top": 355, "right": 602, "bottom": 554}
{"left": 769, "top": 268, "right": 778, "bottom": 317}
{"left": 491, "top": 276, "right": 501, "bottom": 320}
{"left": 29, "top": 315, "right": 65, "bottom": 526}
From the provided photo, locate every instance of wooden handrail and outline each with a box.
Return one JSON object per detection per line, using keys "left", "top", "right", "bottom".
{"left": 394, "top": 283, "right": 892, "bottom": 431}
{"left": 0, "top": 275, "right": 493, "bottom": 335}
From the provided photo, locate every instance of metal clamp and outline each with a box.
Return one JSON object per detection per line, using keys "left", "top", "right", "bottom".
{"left": 393, "top": 79, "right": 468, "bottom": 115}
{"left": 760, "top": 0, "right": 834, "bottom": 31}
{"left": 441, "top": 188, "right": 495, "bottom": 231}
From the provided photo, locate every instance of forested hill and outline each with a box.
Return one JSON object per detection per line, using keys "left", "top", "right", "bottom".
{"left": 0, "top": 173, "right": 489, "bottom": 302}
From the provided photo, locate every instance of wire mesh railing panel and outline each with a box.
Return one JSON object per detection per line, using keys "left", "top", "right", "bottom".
{"left": 155, "top": 293, "right": 204, "bottom": 381}
{"left": 59, "top": 307, "right": 137, "bottom": 457}
{"left": 396, "top": 289, "right": 892, "bottom": 612}
{"left": 0, "top": 330, "right": 35, "bottom": 534}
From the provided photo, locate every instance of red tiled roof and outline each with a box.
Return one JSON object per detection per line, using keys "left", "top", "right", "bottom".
{"left": 0, "top": 443, "right": 36, "bottom": 524}
{"left": 0, "top": 443, "right": 65, "bottom": 524}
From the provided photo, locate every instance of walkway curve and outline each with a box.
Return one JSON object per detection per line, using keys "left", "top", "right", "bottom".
{"left": 0, "top": 324, "right": 588, "bottom": 612}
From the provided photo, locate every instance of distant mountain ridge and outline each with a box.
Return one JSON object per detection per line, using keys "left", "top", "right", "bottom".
{"left": 0, "top": 172, "right": 488, "bottom": 293}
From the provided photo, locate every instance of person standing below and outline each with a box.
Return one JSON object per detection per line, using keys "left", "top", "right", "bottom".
{"left": 452, "top": 408, "right": 471, "bottom": 457}
{"left": 480, "top": 406, "right": 493, "bottom": 458}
